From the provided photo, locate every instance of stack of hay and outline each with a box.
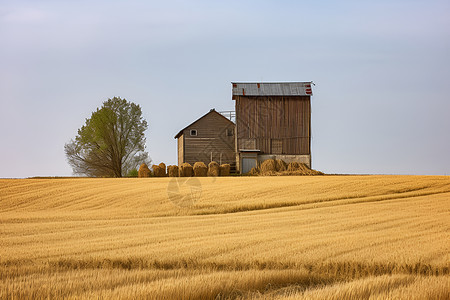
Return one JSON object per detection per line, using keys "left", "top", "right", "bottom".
{"left": 286, "top": 162, "right": 323, "bottom": 175}
{"left": 260, "top": 159, "right": 277, "bottom": 175}
{"left": 159, "top": 163, "right": 166, "bottom": 176}
{"left": 248, "top": 167, "right": 259, "bottom": 176}
{"left": 287, "top": 161, "right": 301, "bottom": 172}
{"left": 193, "top": 162, "right": 208, "bottom": 177}
{"left": 275, "top": 159, "right": 287, "bottom": 172}
{"left": 179, "top": 163, "right": 193, "bottom": 177}
{"left": 138, "top": 163, "right": 151, "bottom": 178}
{"left": 152, "top": 164, "right": 165, "bottom": 177}
{"left": 167, "top": 165, "right": 179, "bottom": 177}
{"left": 248, "top": 159, "right": 323, "bottom": 176}
{"left": 219, "top": 164, "right": 231, "bottom": 176}
{"left": 208, "top": 161, "right": 220, "bottom": 177}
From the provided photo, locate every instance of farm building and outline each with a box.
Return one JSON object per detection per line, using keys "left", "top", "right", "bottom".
{"left": 232, "top": 82, "right": 313, "bottom": 173}
{"left": 175, "top": 109, "right": 236, "bottom": 169}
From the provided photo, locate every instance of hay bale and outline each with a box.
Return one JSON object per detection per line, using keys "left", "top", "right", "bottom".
{"left": 297, "top": 163, "right": 310, "bottom": 173}
{"left": 219, "top": 164, "right": 230, "bottom": 176}
{"left": 275, "top": 159, "right": 287, "bottom": 172}
{"left": 152, "top": 165, "right": 165, "bottom": 177}
{"left": 297, "top": 163, "right": 324, "bottom": 175}
{"left": 260, "top": 159, "right": 277, "bottom": 175}
{"left": 193, "top": 162, "right": 208, "bottom": 177}
{"left": 248, "top": 167, "right": 260, "bottom": 176}
{"left": 208, "top": 161, "right": 220, "bottom": 177}
{"left": 158, "top": 163, "right": 166, "bottom": 176}
{"left": 179, "top": 163, "right": 193, "bottom": 177}
{"left": 167, "top": 165, "right": 179, "bottom": 177}
{"left": 287, "top": 161, "right": 301, "bottom": 172}
{"left": 314, "top": 169, "right": 324, "bottom": 176}
{"left": 138, "top": 163, "right": 151, "bottom": 178}
{"left": 283, "top": 162, "right": 324, "bottom": 176}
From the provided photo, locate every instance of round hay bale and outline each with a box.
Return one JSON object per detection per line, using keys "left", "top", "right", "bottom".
{"left": 208, "top": 161, "right": 220, "bottom": 177}
{"left": 158, "top": 163, "right": 166, "bottom": 176}
{"left": 260, "top": 159, "right": 277, "bottom": 175}
{"left": 219, "top": 164, "right": 231, "bottom": 176}
{"left": 151, "top": 165, "right": 160, "bottom": 177}
{"left": 179, "top": 163, "right": 193, "bottom": 177}
{"left": 167, "top": 165, "right": 179, "bottom": 177}
{"left": 275, "top": 159, "right": 287, "bottom": 172}
{"left": 138, "top": 163, "right": 151, "bottom": 178}
{"left": 193, "top": 162, "right": 208, "bottom": 177}
{"left": 287, "top": 161, "right": 301, "bottom": 172}
{"left": 152, "top": 165, "right": 165, "bottom": 177}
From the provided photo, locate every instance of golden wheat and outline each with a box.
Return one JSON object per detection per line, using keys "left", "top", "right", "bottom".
{"left": 0, "top": 176, "right": 449, "bottom": 299}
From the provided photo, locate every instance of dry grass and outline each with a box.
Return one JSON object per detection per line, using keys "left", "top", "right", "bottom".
{"left": 260, "top": 159, "right": 277, "bottom": 175}
{"left": 275, "top": 159, "right": 287, "bottom": 172}
{"left": 1, "top": 175, "right": 449, "bottom": 299}
{"left": 253, "top": 159, "right": 323, "bottom": 176}
{"left": 284, "top": 162, "right": 323, "bottom": 175}
{"left": 254, "top": 275, "right": 449, "bottom": 300}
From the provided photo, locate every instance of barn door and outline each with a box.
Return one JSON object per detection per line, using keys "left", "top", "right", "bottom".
{"left": 242, "top": 157, "right": 257, "bottom": 174}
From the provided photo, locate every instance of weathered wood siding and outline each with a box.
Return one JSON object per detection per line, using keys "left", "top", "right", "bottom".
{"left": 177, "top": 134, "right": 184, "bottom": 166}
{"left": 181, "top": 112, "right": 235, "bottom": 167}
{"left": 235, "top": 96, "right": 311, "bottom": 155}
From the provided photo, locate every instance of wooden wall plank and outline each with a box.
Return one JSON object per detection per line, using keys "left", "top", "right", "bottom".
{"left": 180, "top": 111, "right": 236, "bottom": 167}
{"left": 236, "top": 96, "right": 310, "bottom": 155}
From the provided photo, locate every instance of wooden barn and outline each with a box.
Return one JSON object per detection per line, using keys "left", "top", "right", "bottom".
{"left": 175, "top": 109, "right": 236, "bottom": 169}
{"left": 232, "top": 82, "right": 313, "bottom": 173}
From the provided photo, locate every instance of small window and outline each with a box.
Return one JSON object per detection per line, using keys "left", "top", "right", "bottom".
{"left": 271, "top": 139, "right": 282, "bottom": 154}
{"left": 190, "top": 129, "right": 197, "bottom": 136}
{"left": 226, "top": 128, "right": 234, "bottom": 136}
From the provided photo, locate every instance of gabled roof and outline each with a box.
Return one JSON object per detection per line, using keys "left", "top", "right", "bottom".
{"left": 174, "top": 109, "right": 235, "bottom": 139}
{"left": 232, "top": 82, "right": 313, "bottom": 99}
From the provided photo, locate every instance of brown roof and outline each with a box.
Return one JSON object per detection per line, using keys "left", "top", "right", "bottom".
{"left": 174, "top": 109, "right": 235, "bottom": 139}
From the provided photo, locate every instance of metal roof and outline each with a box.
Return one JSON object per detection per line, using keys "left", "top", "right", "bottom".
{"left": 238, "top": 149, "right": 261, "bottom": 152}
{"left": 232, "top": 82, "right": 313, "bottom": 98}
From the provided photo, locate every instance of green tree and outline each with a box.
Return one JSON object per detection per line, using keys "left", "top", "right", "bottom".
{"left": 65, "top": 97, "right": 150, "bottom": 177}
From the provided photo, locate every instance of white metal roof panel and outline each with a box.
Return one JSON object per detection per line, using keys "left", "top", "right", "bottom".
{"left": 232, "top": 82, "right": 313, "bottom": 97}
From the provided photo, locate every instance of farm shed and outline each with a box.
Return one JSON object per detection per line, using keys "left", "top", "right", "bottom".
{"left": 175, "top": 109, "right": 236, "bottom": 169}
{"left": 232, "top": 82, "right": 313, "bottom": 173}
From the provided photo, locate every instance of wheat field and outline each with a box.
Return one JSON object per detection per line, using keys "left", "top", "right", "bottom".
{"left": 1, "top": 175, "right": 449, "bottom": 299}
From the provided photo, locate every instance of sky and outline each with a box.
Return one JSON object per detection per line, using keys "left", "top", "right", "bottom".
{"left": 1, "top": 0, "right": 449, "bottom": 177}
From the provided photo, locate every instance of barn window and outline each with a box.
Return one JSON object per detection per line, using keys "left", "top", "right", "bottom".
{"left": 226, "top": 129, "right": 234, "bottom": 136}
{"left": 271, "top": 139, "right": 282, "bottom": 154}
{"left": 190, "top": 129, "right": 197, "bottom": 136}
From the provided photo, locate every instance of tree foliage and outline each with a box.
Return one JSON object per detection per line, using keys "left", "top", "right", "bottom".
{"left": 65, "top": 97, "right": 150, "bottom": 177}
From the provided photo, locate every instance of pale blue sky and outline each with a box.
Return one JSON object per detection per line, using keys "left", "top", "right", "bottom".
{"left": 1, "top": 0, "right": 449, "bottom": 177}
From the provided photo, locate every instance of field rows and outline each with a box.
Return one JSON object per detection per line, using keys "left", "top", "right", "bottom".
{"left": 1, "top": 176, "right": 449, "bottom": 299}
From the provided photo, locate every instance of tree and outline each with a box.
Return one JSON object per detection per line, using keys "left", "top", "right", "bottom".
{"left": 65, "top": 97, "right": 150, "bottom": 177}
